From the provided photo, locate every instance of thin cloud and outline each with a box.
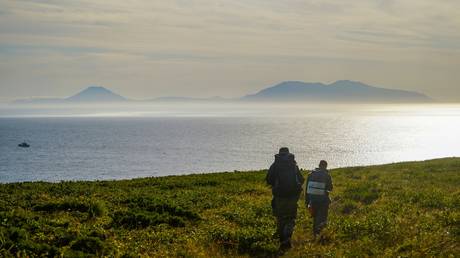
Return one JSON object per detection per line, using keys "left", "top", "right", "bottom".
{"left": 0, "top": 0, "right": 459, "bottom": 101}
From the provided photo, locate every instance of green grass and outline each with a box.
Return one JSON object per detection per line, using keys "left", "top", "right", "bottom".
{"left": 1, "top": 158, "right": 459, "bottom": 257}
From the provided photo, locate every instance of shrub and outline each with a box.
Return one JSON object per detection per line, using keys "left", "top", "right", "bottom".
{"left": 88, "top": 201, "right": 107, "bottom": 218}
{"left": 343, "top": 183, "right": 380, "bottom": 204}
{"left": 339, "top": 200, "right": 359, "bottom": 214}
{"left": 124, "top": 197, "right": 200, "bottom": 220}
{"left": 70, "top": 236, "right": 115, "bottom": 256}
{"left": 33, "top": 199, "right": 107, "bottom": 218}
{"left": 1, "top": 226, "right": 60, "bottom": 257}
{"left": 337, "top": 211, "right": 396, "bottom": 245}
{"left": 54, "top": 229, "right": 77, "bottom": 247}
{"left": 405, "top": 190, "right": 449, "bottom": 209}
{"left": 111, "top": 210, "right": 185, "bottom": 228}
{"left": 209, "top": 226, "right": 277, "bottom": 256}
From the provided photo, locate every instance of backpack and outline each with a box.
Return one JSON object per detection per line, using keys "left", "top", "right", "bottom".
{"left": 306, "top": 169, "right": 330, "bottom": 204}
{"left": 274, "top": 161, "right": 302, "bottom": 197}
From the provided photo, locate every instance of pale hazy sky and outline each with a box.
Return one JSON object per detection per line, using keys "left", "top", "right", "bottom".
{"left": 1, "top": 0, "right": 459, "bottom": 102}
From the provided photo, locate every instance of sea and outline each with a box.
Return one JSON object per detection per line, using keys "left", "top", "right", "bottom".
{"left": 1, "top": 103, "right": 459, "bottom": 183}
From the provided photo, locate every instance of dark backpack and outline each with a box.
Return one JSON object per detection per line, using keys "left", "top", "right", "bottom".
{"left": 273, "top": 161, "right": 302, "bottom": 197}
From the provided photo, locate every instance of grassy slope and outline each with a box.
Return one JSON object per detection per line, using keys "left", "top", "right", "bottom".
{"left": 1, "top": 158, "right": 459, "bottom": 257}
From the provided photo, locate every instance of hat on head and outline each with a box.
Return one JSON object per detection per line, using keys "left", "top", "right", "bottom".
{"left": 319, "top": 160, "right": 328, "bottom": 168}
{"left": 279, "top": 147, "right": 290, "bottom": 155}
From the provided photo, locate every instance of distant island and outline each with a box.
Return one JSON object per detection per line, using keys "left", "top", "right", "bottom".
{"left": 66, "top": 86, "right": 126, "bottom": 102}
{"left": 13, "top": 80, "right": 433, "bottom": 104}
{"left": 14, "top": 86, "right": 127, "bottom": 104}
{"left": 242, "top": 80, "right": 432, "bottom": 103}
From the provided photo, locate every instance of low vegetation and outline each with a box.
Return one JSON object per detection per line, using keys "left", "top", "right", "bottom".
{"left": 1, "top": 158, "right": 459, "bottom": 257}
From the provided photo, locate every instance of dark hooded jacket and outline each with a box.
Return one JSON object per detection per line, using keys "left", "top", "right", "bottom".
{"left": 266, "top": 153, "right": 304, "bottom": 198}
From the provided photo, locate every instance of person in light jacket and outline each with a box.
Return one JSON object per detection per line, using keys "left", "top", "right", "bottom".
{"left": 305, "top": 160, "right": 333, "bottom": 238}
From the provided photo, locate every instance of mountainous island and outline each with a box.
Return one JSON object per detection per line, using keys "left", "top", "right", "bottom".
{"left": 65, "top": 86, "right": 127, "bottom": 102}
{"left": 13, "top": 86, "right": 128, "bottom": 104}
{"left": 242, "top": 80, "right": 432, "bottom": 102}
{"left": 13, "top": 80, "right": 432, "bottom": 104}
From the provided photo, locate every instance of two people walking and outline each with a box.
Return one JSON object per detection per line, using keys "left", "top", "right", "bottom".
{"left": 266, "top": 147, "right": 333, "bottom": 251}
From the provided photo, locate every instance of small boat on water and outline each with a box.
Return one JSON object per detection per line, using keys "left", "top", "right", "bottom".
{"left": 18, "top": 142, "right": 30, "bottom": 148}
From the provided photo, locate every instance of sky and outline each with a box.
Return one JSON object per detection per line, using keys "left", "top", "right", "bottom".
{"left": 0, "top": 0, "right": 459, "bottom": 102}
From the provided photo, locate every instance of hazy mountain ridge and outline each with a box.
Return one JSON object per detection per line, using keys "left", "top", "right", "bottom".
{"left": 147, "top": 96, "right": 228, "bottom": 102}
{"left": 13, "top": 98, "right": 65, "bottom": 104}
{"left": 242, "top": 80, "right": 432, "bottom": 102}
{"left": 12, "top": 80, "right": 433, "bottom": 104}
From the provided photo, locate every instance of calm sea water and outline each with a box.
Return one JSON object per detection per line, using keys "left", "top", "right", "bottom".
{"left": 1, "top": 104, "right": 459, "bottom": 182}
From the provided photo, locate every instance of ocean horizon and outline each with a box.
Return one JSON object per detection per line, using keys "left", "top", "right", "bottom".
{"left": 1, "top": 103, "right": 459, "bottom": 183}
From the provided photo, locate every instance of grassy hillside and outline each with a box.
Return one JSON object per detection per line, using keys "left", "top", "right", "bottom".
{"left": 1, "top": 158, "right": 459, "bottom": 257}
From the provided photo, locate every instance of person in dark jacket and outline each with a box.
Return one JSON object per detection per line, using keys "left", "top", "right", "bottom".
{"left": 305, "top": 160, "right": 333, "bottom": 238}
{"left": 266, "top": 147, "right": 304, "bottom": 250}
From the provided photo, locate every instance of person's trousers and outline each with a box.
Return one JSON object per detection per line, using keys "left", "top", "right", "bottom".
{"left": 272, "top": 197, "right": 298, "bottom": 243}
{"left": 311, "top": 202, "right": 329, "bottom": 235}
